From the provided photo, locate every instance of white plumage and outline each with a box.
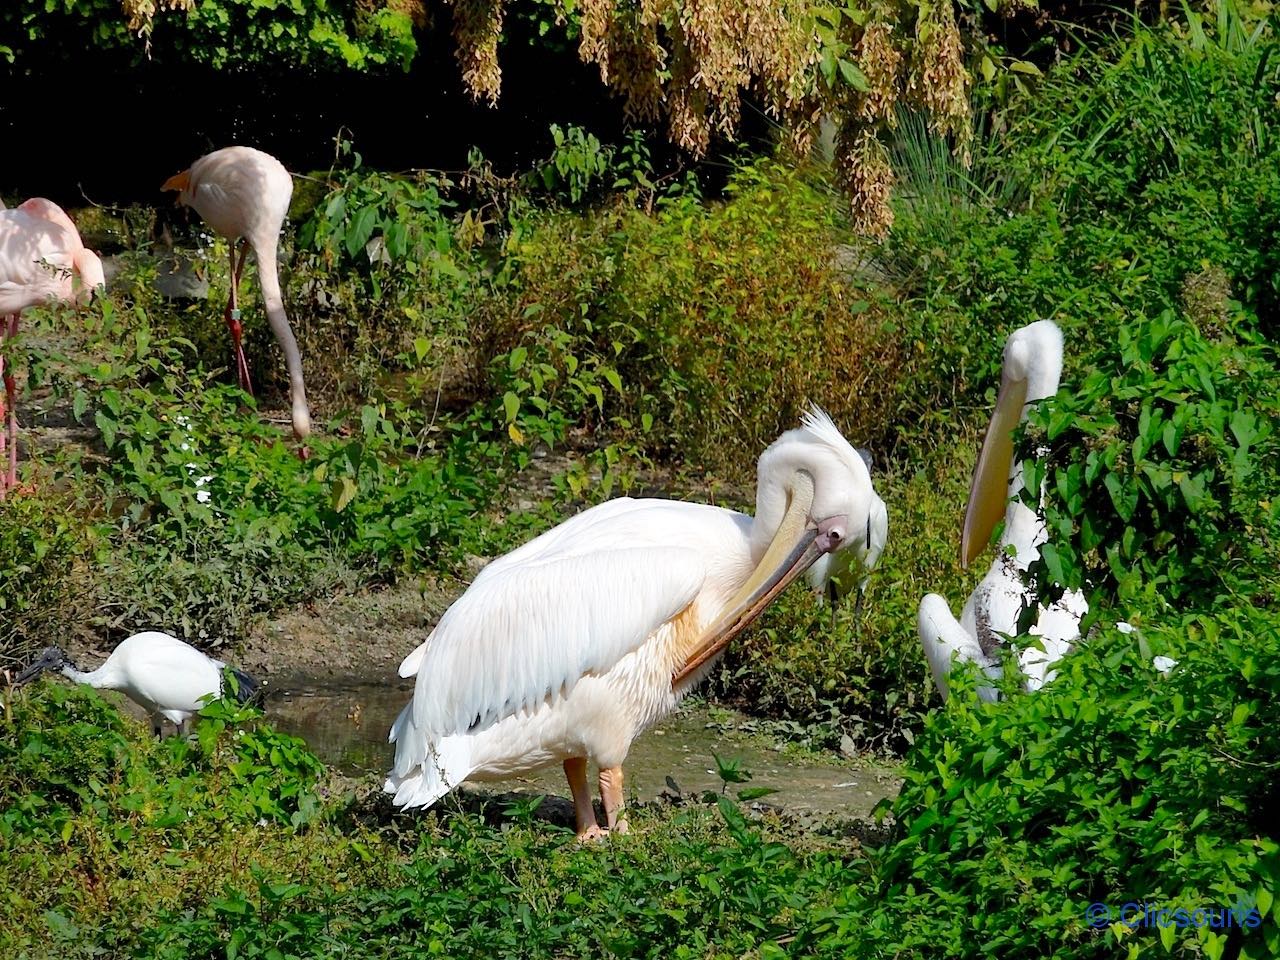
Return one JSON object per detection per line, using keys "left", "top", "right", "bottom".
{"left": 918, "top": 320, "right": 1087, "bottom": 702}
{"left": 387, "top": 407, "right": 887, "bottom": 838}
{"left": 15, "top": 631, "right": 259, "bottom": 735}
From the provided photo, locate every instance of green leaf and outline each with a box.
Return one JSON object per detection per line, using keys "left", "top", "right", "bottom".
{"left": 502, "top": 391, "right": 520, "bottom": 423}
{"left": 331, "top": 476, "right": 358, "bottom": 513}
{"left": 345, "top": 206, "right": 378, "bottom": 258}
{"left": 95, "top": 410, "right": 117, "bottom": 449}
{"left": 1104, "top": 473, "right": 1138, "bottom": 523}
{"left": 981, "top": 744, "right": 1001, "bottom": 775}
{"left": 819, "top": 49, "right": 837, "bottom": 85}
{"left": 838, "top": 58, "right": 871, "bottom": 92}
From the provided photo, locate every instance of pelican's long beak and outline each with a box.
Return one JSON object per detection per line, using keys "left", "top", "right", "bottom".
{"left": 673, "top": 475, "right": 837, "bottom": 687}
{"left": 961, "top": 371, "right": 1028, "bottom": 568}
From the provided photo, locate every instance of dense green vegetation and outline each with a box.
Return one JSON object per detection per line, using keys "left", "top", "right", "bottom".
{"left": 3, "top": 6, "right": 1279, "bottom": 958}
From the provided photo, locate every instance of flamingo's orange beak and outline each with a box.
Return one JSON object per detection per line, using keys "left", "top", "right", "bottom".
{"left": 161, "top": 170, "right": 191, "bottom": 194}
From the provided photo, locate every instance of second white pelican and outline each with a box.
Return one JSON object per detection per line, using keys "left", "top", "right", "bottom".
{"left": 386, "top": 407, "right": 886, "bottom": 839}
{"left": 917, "top": 320, "right": 1087, "bottom": 702}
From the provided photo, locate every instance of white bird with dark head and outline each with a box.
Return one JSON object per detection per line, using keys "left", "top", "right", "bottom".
{"left": 918, "top": 319, "right": 1087, "bottom": 702}
{"left": 14, "top": 631, "right": 261, "bottom": 736}
{"left": 386, "top": 407, "right": 887, "bottom": 839}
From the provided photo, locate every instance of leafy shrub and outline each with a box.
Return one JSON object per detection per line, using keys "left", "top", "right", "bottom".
{"left": 1027, "top": 310, "right": 1279, "bottom": 614}
{"left": 998, "top": 8, "right": 1280, "bottom": 338}
{"left": 472, "top": 158, "right": 914, "bottom": 474}
{"left": 0, "top": 683, "right": 347, "bottom": 954}
{"left": 807, "top": 609, "right": 1279, "bottom": 960}
{"left": 0, "top": 492, "right": 92, "bottom": 669}
{"left": 4, "top": 294, "right": 524, "bottom": 651}
{"left": 139, "top": 797, "right": 838, "bottom": 960}
{"left": 1, "top": 684, "right": 323, "bottom": 835}
{"left": 526, "top": 123, "right": 616, "bottom": 205}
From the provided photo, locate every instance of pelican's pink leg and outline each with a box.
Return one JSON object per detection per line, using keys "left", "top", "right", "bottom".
{"left": 563, "top": 757, "right": 605, "bottom": 841}
{"left": 2, "top": 313, "right": 18, "bottom": 493}
{"left": 225, "top": 241, "right": 253, "bottom": 395}
{"left": 598, "top": 765, "right": 629, "bottom": 834}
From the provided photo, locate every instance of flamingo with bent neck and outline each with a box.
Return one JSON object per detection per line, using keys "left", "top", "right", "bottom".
{"left": 0, "top": 197, "right": 105, "bottom": 498}
{"left": 162, "top": 146, "right": 311, "bottom": 441}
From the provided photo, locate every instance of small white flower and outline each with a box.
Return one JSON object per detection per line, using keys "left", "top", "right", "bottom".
{"left": 1152, "top": 656, "right": 1178, "bottom": 676}
{"left": 1116, "top": 621, "right": 1135, "bottom": 634}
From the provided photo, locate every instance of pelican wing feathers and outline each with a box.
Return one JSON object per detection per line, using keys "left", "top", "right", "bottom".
{"left": 399, "top": 498, "right": 708, "bottom": 740}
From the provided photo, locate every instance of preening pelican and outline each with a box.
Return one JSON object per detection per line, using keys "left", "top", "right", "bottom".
{"left": 162, "top": 146, "right": 311, "bottom": 440}
{"left": 15, "top": 631, "right": 261, "bottom": 736}
{"left": 387, "top": 407, "right": 886, "bottom": 839}
{"left": 918, "top": 320, "right": 1087, "bottom": 702}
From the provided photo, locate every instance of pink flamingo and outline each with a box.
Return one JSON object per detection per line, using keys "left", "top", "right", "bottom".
{"left": 162, "top": 146, "right": 311, "bottom": 440}
{"left": 0, "top": 198, "right": 105, "bottom": 499}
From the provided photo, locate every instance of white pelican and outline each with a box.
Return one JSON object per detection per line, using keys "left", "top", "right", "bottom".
{"left": 386, "top": 407, "right": 886, "bottom": 839}
{"left": 14, "top": 631, "right": 261, "bottom": 735}
{"left": 917, "top": 320, "right": 1087, "bottom": 702}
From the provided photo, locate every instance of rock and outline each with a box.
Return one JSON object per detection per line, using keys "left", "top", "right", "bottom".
{"left": 153, "top": 254, "right": 210, "bottom": 300}
{"left": 839, "top": 734, "right": 857, "bottom": 759}
{"left": 463, "top": 554, "right": 492, "bottom": 578}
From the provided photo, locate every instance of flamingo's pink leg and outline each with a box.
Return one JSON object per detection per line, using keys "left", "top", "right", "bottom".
{"left": 3, "top": 313, "right": 18, "bottom": 494}
{"left": 225, "top": 241, "right": 253, "bottom": 395}
{"left": 0, "top": 314, "right": 8, "bottom": 500}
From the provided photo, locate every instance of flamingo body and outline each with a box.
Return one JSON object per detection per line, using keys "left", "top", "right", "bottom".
{"left": 0, "top": 198, "right": 104, "bottom": 497}
{"left": 163, "top": 146, "right": 311, "bottom": 439}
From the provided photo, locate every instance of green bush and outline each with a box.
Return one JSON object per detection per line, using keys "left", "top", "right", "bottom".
{"left": 806, "top": 610, "right": 1279, "bottom": 960}
{"left": 1027, "top": 310, "right": 1278, "bottom": 613}
{"left": 0, "top": 492, "right": 91, "bottom": 669}
{"left": 472, "top": 158, "right": 915, "bottom": 474}
{"left": 0, "top": 684, "right": 357, "bottom": 954}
